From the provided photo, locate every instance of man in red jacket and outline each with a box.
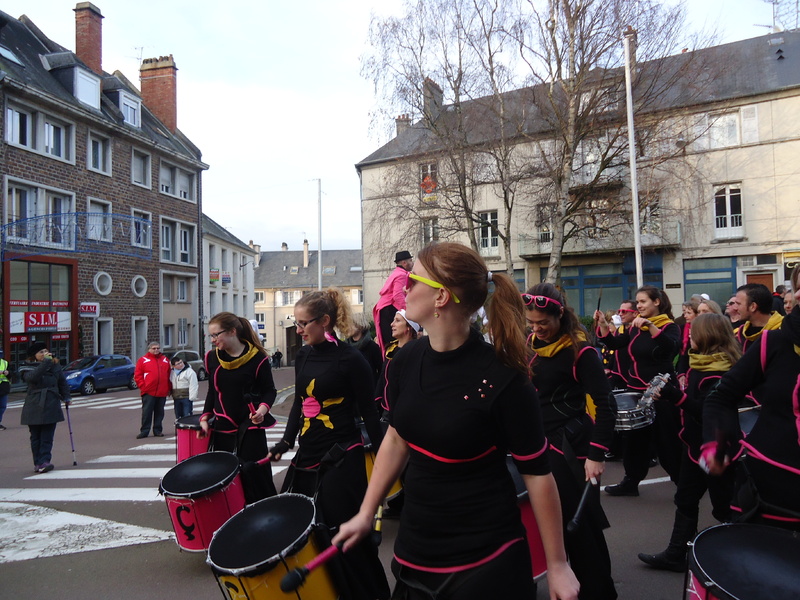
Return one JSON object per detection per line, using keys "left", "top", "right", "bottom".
{"left": 134, "top": 341, "right": 171, "bottom": 439}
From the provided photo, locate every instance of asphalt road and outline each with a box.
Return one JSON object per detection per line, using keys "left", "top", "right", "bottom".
{"left": 0, "top": 368, "right": 719, "bottom": 599}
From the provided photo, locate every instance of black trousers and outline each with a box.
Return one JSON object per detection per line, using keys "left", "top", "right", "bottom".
{"left": 139, "top": 394, "right": 166, "bottom": 435}
{"left": 673, "top": 449, "right": 734, "bottom": 522}
{"left": 622, "top": 401, "right": 682, "bottom": 484}
{"left": 549, "top": 450, "right": 617, "bottom": 600}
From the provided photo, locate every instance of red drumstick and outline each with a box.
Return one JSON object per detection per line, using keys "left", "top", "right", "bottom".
{"left": 280, "top": 543, "right": 342, "bottom": 592}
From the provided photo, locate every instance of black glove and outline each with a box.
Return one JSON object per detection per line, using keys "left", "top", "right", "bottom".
{"left": 268, "top": 439, "right": 291, "bottom": 458}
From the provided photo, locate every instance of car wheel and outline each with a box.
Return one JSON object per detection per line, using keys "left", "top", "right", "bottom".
{"left": 81, "top": 378, "right": 96, "bottom": 395}
{"left": 197, "top": 368, "right": 207, "bottom": 381}
{"left": 128, "top": 376, "right": 138, "bottom": 390}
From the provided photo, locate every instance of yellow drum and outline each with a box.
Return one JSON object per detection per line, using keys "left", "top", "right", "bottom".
{"left": 364, "top": 448, "right": 403, "bottom": 500}
{"left": 207, "top": 494, "right": 337, "bottom": 600}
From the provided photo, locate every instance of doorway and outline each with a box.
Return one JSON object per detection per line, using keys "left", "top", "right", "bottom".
{"left": 746, "top": 273, "right": 775, "bottom": 290}
{"left": 97, "top": 318, "right": 113, "bottom": 355}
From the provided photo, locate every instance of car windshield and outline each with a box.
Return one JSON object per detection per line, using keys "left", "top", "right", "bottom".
{"left": 66, "top": 357, "right": 97, "bottom": 370}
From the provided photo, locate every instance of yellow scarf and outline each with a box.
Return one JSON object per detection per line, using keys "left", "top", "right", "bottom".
{"left": 216, "top": 342, "right": 260, "bottom": 370}
{"left": 738, "top": 311, "right": 784, "bottom": 341}
{"left": 532, "top": 331, "right": 587, "bottom": 358}
{"left": 688, "top": 351, "right": 733, "bottom": 373}
{"left": 640, "top": 313, "right": 673, "bottom": 332}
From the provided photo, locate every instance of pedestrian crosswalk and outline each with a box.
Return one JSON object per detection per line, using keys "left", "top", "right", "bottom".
{"left": 0, "top": 424, "right": 294, "bottom": 503}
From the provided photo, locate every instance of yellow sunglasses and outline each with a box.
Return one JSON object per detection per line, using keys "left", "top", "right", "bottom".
{"left": 405, "top": 272, "right": 461, "bottom": 303}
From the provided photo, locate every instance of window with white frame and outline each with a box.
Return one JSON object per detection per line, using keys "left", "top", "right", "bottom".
{"left": 131, "top": 209, "right": 151, "bottom": 248}
{"left": 88, "top": 131, "right": 111, "bottom": 174}
{"left": 6, "top": 181, "right": 75, "bottom": 248}
{"left": 45, "top": 193, "right": 70, "bottom": 245}
{"left": 161, "top": 219, "right": 196, "bottom": 265}
{"left": 478, "top": 210, "right": 499, "bottom": 256}
{"left": 6, "top": 105, "right": 31, "bottom": 147}
{"left": 160, "top": 161, "right": 196, "bottom": 201}
{"left": 87, "top": 198, "right": 112, "bottom": 241}
{"left": 132, "top": 149, "right": 151, "bottom": 187}
{"left": 119, "top": 91, "right": 141, "bottom": 128}
{"left": 254, "top": 291, "right": 265, "bottom": 303}
{"left": 180, "top": 229, "right": 192, "bottom": 263}
{"left": 6, "top": 103, "right": 74, "bottom": 161}
{"left": 177, "top": 279, "right": 188, "bottom": 301}
{"left": 178, "top": 319, "right": 188, "bottom": 346}
{"left": 255, "top": 313, "right": 265, "bottom": 323}
{"left": 162, "top": 277, "right": 172, "bottom": 301}
{"left": 163, "top": 325, "right": 173, "bottom": 348}
{"left": 421, "top": 217, "right": 439, "bottom": 245}
{"left": 708, "top": 113, "right": 740, "bottom": 149}
{"left": 714, "top": 185, "right": 743, "bottom": 239}
{"left": 420, "top": 162, "right": 438, "bottom": 204}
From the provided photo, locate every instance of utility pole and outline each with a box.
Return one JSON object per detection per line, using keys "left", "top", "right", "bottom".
{"left": 317, "top": 178, "right": 322, "bottom": 290}
{"left": 623, "top": 26, "right": 643, "bottom": 288}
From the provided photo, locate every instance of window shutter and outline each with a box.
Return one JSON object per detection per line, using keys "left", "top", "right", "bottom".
{"left": 741, "top": 105, "right": 758, "bottom": 144}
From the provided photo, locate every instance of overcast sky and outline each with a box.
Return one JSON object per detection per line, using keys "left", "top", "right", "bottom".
{"left": 1, "top": 0, "right": 784, "bottom": 251}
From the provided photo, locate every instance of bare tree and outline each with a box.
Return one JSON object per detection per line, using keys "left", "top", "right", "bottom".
{"left": 511, "top": 0, "right": 715, "bottom": 284}
{"left": 361, "top": 0, "right": 717, "bottom": 282}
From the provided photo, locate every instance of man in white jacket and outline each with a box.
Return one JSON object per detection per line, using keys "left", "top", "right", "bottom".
{"left": 169, "top": 356, "right": 198, "bottom": 419}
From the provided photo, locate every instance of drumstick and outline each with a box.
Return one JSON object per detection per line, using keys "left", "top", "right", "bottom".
{"left": 567, "top": 477, "right": 598, "bottom": 533}
{"left": 372, "top": 505, "right": 384, "bottom": 547}
{"left": 280, "top": 543, "right": 343, "bottom": 593}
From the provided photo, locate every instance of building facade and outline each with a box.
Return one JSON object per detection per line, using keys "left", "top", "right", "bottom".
{"left": 357, "top": 32, "right": 800, "bottom": 316}
{"left": 0, "top": 4, "right": 206, "bottom": 381}
{"left": 201, "top": 214, "right": 258, "bottom": 353}
{"left": 253, "top": 241, "right": 364, "bottom": 366}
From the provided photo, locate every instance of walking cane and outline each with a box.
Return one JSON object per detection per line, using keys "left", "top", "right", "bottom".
{"left": 65, "top": 403, "right": 77, "bottom": 465}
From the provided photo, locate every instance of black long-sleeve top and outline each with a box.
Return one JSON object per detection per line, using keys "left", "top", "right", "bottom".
{"left": 598, "top": 320, "right": 680, "bottom": 390}
{"left": 386, "top": 329, "right": 550, "bottom": 571}
{"left": 283, "top": 339, "right": 384, "bottom": 467}
{"left": 703, "top": 311, "right": 800, "bottom": 484}
{"left": 202, "top": 345, "right": 276, "bottom": 433}
{"left": 530, "top": 336, "right": 617, "bottom": 462}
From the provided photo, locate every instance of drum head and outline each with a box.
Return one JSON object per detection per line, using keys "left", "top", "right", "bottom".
{"left": 159, "top": 451, "right": 239, "bottom": 498}
{"left": 614, "top": 392, "right": 641, "bottom": 411}
{"left": 690, "top": 524, "right": 800, "bottom": 600}
{"left": 208, "top": 494, "right": 316, "bottom": 573}
{"left": 175, "top": 414, "right": 203, "bottom": 429}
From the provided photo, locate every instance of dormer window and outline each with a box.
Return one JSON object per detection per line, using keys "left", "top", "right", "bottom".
{"left": 119, "top": 91, "right": 141, "bottom": 128}
{"left": 75, "top": 69, "right": 101, "bottom": 109}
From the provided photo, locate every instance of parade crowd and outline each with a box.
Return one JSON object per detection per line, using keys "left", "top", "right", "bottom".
{"left": 12, "top": 242, "right": 800, "bottom": 599}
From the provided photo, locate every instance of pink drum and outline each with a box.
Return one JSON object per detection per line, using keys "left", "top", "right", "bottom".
{"left": 175, "top": 414, "right": 210, "bottom": 462}
{"left": 506, "top": 456, "right": 547, "bottom": 580}
{"left": 159, "top": 452, "right": 245, "bottom": 552}
{"left": 684, "top": 523, "right": 800, "bottom": 599}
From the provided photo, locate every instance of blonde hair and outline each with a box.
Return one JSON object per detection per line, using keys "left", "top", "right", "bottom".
{"left": 295, "top": 288, "right": 355, "bottom": 339}
{"left": 690, "top": 313, "right": 741, "bottom": 364}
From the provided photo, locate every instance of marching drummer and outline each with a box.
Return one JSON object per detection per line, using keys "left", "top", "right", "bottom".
{"left": 594, "top": 286, "right": 682, "bottom": 497}
{"left": 701, "top": 265, "right": 800, "bottom": 531}
{"left": 524, "top": 283, "right": 618, "bottom": 600}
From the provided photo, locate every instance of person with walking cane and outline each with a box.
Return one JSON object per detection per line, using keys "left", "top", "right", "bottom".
{"left": 21, "top": 342, "right": 71, "bottom": 473}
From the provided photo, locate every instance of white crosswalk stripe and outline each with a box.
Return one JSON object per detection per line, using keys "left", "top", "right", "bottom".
{"left": 0, "top": 423, "right": 291, "bottom": 503}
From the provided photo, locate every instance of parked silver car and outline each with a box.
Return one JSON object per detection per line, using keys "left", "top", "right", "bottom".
{"left": 164, "top": 350, "right": 207, "bottom": 381}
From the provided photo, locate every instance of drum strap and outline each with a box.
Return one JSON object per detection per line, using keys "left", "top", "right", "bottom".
{"left": 736, "top": 459, "right": 800, "bottom": 522}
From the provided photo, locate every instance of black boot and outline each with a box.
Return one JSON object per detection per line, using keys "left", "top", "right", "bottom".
{"left": 637, "top": 510, "right": 697, "bottom": 572}
{"left": 604, "top": 477, "right": 639, "bottom": 497}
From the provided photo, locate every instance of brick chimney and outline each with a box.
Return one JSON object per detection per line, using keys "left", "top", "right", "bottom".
{"left": 423, "top": 78, "right": 443, "bottom": 124}
{"left": 74, "top": 2, "right": 103, "bottom": 75}
{"left": 395, "top": 114, "right": 411, "bottom": 137}
{"left": 140, "top": 55, "right": 178, "bottom": 132}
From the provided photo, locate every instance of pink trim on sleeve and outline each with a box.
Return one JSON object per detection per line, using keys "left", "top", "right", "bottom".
{"left": 511, "top": 439, "right": 548, "bottom": 461}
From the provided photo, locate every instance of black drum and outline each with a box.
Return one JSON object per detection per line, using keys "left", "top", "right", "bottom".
{"left": 684, "top": 523, "right": 800, "bottom": 599}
